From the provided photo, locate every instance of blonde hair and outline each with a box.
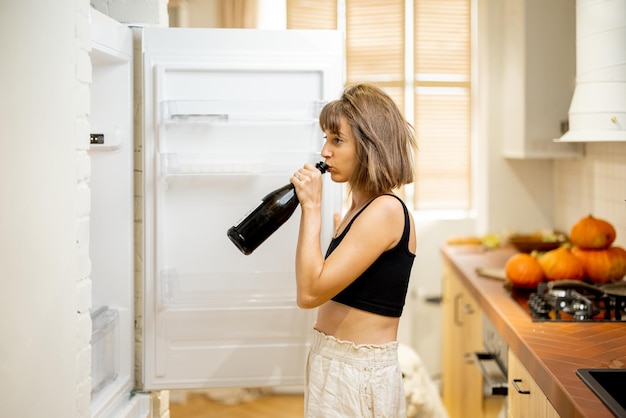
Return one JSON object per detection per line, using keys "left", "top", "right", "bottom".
{"left": 319, "top": 83, "right": 416, "bottom": 196}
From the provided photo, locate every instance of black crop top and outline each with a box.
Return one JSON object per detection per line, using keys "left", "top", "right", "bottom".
{"left": 325, "top": 194, "right": 415, "bottom": 317}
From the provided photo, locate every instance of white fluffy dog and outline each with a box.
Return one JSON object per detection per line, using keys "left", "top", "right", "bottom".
{"left": 398, "top": 343, "right": 449, "bottom": 418}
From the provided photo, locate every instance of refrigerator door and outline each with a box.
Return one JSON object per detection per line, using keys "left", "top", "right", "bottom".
{"left": 89, "top": 9, "right": 150, "bottom": 418}
{"left": 141, "top": 28, "right": 344, "bottom": 390}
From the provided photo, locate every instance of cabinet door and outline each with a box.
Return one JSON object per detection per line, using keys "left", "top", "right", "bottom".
{"left": 442, "top": 263, "right": 483, "bottom": 418}
{"left": 544, "top": 400, "right": 560, "bottom": 418}
{"left": 508, "top": 350, "right": 549, "bottom": 418}
{"left": 500, "top": 0, "right": 583, "bottom": 159}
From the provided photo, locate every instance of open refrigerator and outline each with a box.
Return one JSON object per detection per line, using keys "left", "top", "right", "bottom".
{"left": 88, "top": 9, "right": 344, "bottom": 417}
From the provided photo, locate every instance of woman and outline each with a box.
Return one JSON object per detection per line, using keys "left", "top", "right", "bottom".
{"left": 291, "top": 83, "right": 418, "bottom": 417}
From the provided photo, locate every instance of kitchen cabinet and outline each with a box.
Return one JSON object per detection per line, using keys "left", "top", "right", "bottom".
{"left": 442, "top": 261, "right": 504, "bottom": 418}
{"left": 441, "top": 245, "right": 625, "bottom": 417}
{"left": 508, "top": 350, "right": 560, "bottom": 418}
{"left": 500, "top": 0, "right": 583, "bottom": 159}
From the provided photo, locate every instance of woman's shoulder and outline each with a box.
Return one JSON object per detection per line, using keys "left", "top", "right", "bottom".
{"left": 349, "top": 194, "right": 408, "bottom": 250}
{"left": 370, "top": 193, "right": 407, "bottom": 212}
{"left": 357, "top": 194, "right": 407, "bottom": 226}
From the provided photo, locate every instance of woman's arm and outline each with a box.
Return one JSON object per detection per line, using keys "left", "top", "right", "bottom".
{"left": 292, "top": 163, "right": 325, "bottom": 308}
{"left": 293, "top": 185, "right": 406, "bottom": 309}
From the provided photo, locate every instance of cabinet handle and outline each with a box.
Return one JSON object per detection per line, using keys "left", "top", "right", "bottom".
{"left": 454, "top": 294, "right": 463, "bottom": 326}
{"left": 454, "top": 293, "right": 474, "bottom": 326}
{"left": 511, "top": 378, "right": 531, "bottom": 395}
{"left": 471, "top": 352, "right": 508, "bottom": 396}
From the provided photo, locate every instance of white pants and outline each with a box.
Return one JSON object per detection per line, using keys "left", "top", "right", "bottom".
{"left": 305, "top": 327, "right": 406, "bottom": 418}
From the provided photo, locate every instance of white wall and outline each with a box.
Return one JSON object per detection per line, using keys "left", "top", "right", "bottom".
{"left": 0, "top": 0, "right": 91, "bottom": 417}
{"left": 475, "top": 0, "right": 558, "bottom": 237}
{"left": 555, "top": 143, "right": 626, "bottom": 247}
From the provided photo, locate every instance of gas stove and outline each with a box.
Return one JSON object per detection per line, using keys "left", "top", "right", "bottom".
{"left": 513, "top": 280, "right": 626, "bottom": 322}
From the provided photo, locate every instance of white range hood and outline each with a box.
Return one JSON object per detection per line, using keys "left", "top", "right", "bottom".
{"left": 558, "top": 0, "right": 626, "bottom": 142}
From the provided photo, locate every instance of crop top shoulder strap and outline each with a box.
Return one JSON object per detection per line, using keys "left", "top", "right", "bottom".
{"left": 325, "top": 193, "right": 415, "bottom": 317}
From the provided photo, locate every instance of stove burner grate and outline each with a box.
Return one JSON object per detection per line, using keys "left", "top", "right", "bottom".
{"left": 527, "top": 282, "right": 626, "bottom": 322}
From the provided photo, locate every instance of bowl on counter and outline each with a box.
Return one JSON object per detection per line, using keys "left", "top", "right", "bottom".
{"left": 508, "top": 232, "right": 568, "bottom": 253}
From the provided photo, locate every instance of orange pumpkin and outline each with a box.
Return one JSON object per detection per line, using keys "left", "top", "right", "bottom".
{"left": 571, "top": 246, "right": 626, "bottom": 284}
{"left": 570, "top": 215, "right": 616, "bottom": 249}
{"left": 537, "top": 246, "right": 584, "bottom": 281}
{"left": 610, "top": 246, "right": 626, "bottom": 277}
{"left": 505, "top": 253, "right": 545, "bottom": 289}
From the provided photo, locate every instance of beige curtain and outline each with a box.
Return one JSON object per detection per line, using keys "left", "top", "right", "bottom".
{"left": 218, "top": 0, "right": 258, "bottom": 28}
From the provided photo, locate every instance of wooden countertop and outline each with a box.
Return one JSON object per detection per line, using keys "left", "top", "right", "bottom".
{"left": 441, "top": 244, "right": 626, "bottom": 418}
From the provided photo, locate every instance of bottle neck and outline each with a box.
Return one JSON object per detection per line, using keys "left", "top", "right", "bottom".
{"left": 315, "top": 161, "right": 328, "bottom": 174}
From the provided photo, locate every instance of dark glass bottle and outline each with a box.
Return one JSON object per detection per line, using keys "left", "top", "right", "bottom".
{"left": 227, "top": 161, "right": 328, "bottom": 255}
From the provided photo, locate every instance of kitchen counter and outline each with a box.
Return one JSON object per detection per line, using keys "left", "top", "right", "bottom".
{"left": 441, "top": 244, "right": 626, "bottom": 418}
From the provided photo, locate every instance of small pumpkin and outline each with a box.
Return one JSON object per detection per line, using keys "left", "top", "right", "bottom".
{"left": 537, "top": 246, "right": 584, "bottom": 281}
{"left": 570, "top": 215, "right": 616, "bottom": 249}
{"left": 571, "top": 246, "right": 626, "bottom": 284}
{"left": 505, "top": 253, "right": 545, "bottom": 289}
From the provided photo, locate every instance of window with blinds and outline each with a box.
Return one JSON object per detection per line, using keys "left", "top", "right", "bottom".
{"left": 413, "top": 0, "right": 471, "bottom": 210}
{"left": 286, "top": 0, "right": 337, "bottom": 29}
{"left": 287, "top": 0, "right": 472, "bottom": 211}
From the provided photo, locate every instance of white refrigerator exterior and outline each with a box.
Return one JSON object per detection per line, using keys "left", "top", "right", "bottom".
{"left": 140, "top": 28, "right": 344, "bottom": 390}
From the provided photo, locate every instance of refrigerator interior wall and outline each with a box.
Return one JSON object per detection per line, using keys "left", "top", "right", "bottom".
{"left": 142, "top": 29, "right": 344, "bottom": 390}
{"left": 89, "top": 10, "right": 149, "bottom": 418}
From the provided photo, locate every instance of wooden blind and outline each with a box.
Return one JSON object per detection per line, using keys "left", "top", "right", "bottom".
{"left": 413, "top": 0, "right": 471, "bottom": 210}
{"left": 345, "top": 1, "right": 405, "bottom": 82}
{"left": 286, "top": 0, "right": 472, "bottom": 211}
{"left": 415, "top": 0, "right": 470, "bottom": 75}
{"left": 286, "top": 0, "right": 337, "bottom": 29}
{"left": 345, "top": 0, "right": 405, "bottom": 111}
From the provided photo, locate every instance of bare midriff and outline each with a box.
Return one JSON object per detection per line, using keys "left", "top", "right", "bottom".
{"left": 314, "top": 300, "right": 399, "bottom": 345}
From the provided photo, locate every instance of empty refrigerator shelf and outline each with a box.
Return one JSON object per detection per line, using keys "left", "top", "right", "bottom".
{"left": 161, "top": 99, "right": 327, "bottom": 123}
{"left": 90, "top": 307, "right": 120, "bottom": 395}
{"left": 159, "top": 270, "right": 298, "bottom": 308}
{"left": 160, "top": 152, "right": 320, "bottom": 175}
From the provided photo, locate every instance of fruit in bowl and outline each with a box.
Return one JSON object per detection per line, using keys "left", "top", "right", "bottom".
{"left": 508, "top": 231, "right": 568, "bottom": 253}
